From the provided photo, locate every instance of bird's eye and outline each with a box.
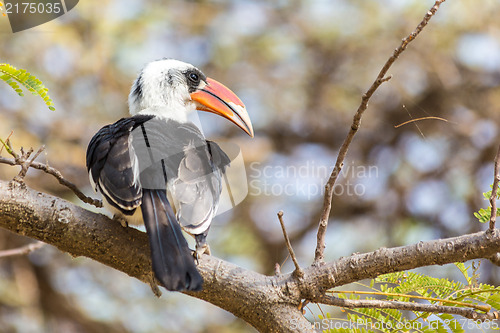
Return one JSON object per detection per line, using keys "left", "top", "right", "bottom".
{"left": 189, "top": 73, "right": 199, "bottom": 82}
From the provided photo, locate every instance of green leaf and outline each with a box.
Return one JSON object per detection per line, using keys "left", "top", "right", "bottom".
{"left": 486, "top": 292, "right": 500, "bottom": 310}
{"left": 0, "top": 63, "right": 55, "bottom": 110}
{"left": 455, "top": 262, "right": 470, "bottom": 284}
{"left": 326, "top": 265, "right": 500, "bottom": 333}
{"left": 474, "top": 208, "right": 490, "bottom": 224}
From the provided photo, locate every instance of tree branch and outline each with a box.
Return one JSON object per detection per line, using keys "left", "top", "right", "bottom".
{"left": 297, "top": 228, "right": 500, "bottom": 304}
{"left": 277, "top": 211, "right": 303, "bottom": 277}
{"left": 314, "top": 0, "right": 447, "bottom": 264}
{"left": 489, "top": 253, "right": 500, "bottom": 267}
{"left": 489, "top": 143, "right": 500, "bottom": 230}
{"left": 0, "top": 180, "right": 312, "bottom": 333}
{"left": 0, "top": 152, "right": 102, "bottom": 208}
{"left": 0, "top": 241, "right": 45, "bottom": 258}
{"left": 1, "top": 180, "right": 500, "bottom": 332}
{"left": 314, "top": 295, "right": 500, "bottom": 322}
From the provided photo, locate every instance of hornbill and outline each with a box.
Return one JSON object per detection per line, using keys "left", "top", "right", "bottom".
{"left": 86, "top": 59, "right": 253, "bottom": 291}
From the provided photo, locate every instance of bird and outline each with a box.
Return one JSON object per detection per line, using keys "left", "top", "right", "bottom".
{"left": 86, "top": 59, "right": 254, "bottom": 291}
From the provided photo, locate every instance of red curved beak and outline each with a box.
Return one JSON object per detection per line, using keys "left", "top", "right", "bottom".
{"left": 190, "top": 78, "right": 254, "bottom": 137}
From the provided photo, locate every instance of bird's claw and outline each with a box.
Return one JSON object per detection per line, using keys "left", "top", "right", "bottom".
{"left": 193, "top": 243, "right": 210, "bottom": 265}
{"left": 113, "top": 214, "right": 129, "bottom": 228}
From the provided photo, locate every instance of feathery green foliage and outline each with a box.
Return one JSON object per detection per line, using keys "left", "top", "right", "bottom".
{"left": 474, "top": 185, "right": 500, "bottom": 224}
{"left": 320, "top": 263, "right": 500, "bottom": 332}
{"left": 0, "top": 63, "right": 55, "bottom": 111}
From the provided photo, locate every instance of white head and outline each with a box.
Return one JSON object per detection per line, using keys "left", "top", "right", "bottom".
{"left": 128, "top": 58, "right": 254, "bottom": 136}
{"left": 128, "top": 59, "right": 207, "bottom": 120}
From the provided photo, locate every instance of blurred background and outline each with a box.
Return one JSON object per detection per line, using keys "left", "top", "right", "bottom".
{"left": 1, "top": 0, "right": 500, "bottom": 332}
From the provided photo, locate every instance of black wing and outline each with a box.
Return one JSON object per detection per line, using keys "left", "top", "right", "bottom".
{"left": 86, "top": 115, "right": 153, "bottom": 214}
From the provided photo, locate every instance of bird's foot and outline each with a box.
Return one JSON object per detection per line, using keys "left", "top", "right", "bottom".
{"left": 113, "top": 214, "right": 129, "bottom": 228}
{"left": 193, "top": 243, "right": 210, "bottom": 264}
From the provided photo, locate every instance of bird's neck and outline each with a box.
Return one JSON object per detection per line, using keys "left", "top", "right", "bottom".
{"left": 129, "top": 83, "right": 195, "bottom": 122}
{"left": 134, "top": 104, "right": 193, "bottom": 123}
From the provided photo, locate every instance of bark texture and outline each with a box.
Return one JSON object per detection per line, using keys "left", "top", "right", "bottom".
{"left": 1, "top": 180, "right": 499, "bottom": 332}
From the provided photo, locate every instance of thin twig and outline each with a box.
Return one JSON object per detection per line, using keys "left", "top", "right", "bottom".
{"left": 0, "top": 131, "right": 13, "bottom": 154}
{"left": 0, "top": 138, "right": 102, "bottom": 207}
{"left": 15, "top": 146, "right": 45, "bottom": 181}
{"left": 489, "top": 143, "right": 500, "bottom": 230}
{"left": 314, "top": 294, "right": 499, "bottom": 322}
{"left": 277, "top": 211, "right": 303, "bottom": 277}
{"left": 314, "top": 0, "right": 447, "bottom": 264}
{"left": 394, "top": 116, "right": 449, "bottom": 128}
{"left": 403, "top": 104, "right": 426, "bottom": 138}
{"left": 331, "top": 289, "right": 490, "bottom": 312}
{"left": 0, "top": 155, "right": 102, "bottom": 208}
{"left": 0, "top": 241, "right": 45, "bottom": 258}
{"left": 0, "top": 137, "right": 16, "bottom": 157}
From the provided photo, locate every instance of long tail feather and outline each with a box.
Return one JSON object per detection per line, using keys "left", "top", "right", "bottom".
{"left": 141, "top": 189, "right": 203, "bottom": 291}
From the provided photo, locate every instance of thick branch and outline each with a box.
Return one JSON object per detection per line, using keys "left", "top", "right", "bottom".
{"left": 314, "top": 0, "right": 447, "bottom": 263}
{"left": 1, "top": 181, "right": 499, "bottom": 331}
{"left": 301, "top": 230, "right": 500, "bottom": 299}
{"left": 0, "top": 180, "right": 311, "bottom": 333}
